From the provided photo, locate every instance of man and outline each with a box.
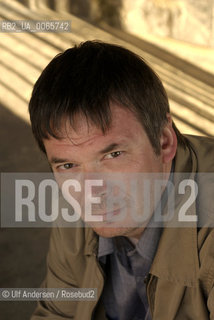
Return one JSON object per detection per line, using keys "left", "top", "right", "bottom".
{"left": 29, "top": 41, "right": 214, "bottom": 319}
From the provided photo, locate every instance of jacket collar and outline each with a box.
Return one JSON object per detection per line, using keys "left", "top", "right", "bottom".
{"left": 150, "top": 141, "right": 200, "bottom": 287}
{"left": 83, "top": 227, "right": 99, "bottom": 256}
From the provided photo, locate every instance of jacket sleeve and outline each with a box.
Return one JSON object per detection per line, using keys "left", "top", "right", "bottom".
{"left": 208, "top": 286, "right": 214, "bottom": 320}
{"left": 30, "top": 227, "right": 78, "bottom": 319}
{"left": 199, "top": 229, "right": 214, "bottom": 320}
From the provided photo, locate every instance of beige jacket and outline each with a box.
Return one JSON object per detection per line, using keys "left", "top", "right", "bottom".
{"left": 31, "top": 135, "right": 214, "bottom": 319}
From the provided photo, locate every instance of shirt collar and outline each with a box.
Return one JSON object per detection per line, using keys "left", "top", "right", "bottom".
{"left": 98, "top": 236, "right": 114, "bottom": 258}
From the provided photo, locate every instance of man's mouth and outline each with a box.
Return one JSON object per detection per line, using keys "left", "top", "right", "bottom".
{"left": 91, "top": 207, "right": 126, "bottom": 222}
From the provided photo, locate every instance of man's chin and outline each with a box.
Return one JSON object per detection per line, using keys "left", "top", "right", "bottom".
{"left": 91, "top": 227, "right": 127, "bottom": 238}
{"left": 91, "top": 226, "right": 142, "bottom": 238}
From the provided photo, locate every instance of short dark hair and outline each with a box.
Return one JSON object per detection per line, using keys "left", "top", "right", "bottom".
{"left": 29, "top": 40, "right": 186, "bottom": 154}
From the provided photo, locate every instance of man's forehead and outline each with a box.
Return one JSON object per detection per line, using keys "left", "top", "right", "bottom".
{"left": 44, "top": 128, "right": 129, "bottom": 150}
{"left": 51, "top": 107, "right": 140, "bottom": 142}
{"left": 60, "top": 125, "right": 104, "bottom": 145}
{"left": 43, "top": 106, "right": 147, "bottom": 154}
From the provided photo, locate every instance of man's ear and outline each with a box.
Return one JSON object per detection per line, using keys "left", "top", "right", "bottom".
{"left": 160, "top": 114, "right": 177, "bottom": 164}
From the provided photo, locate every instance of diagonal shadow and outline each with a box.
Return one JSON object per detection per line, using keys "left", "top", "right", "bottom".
{"left": 0, "top": 103, "right": 50, "bottom": 320}
{"left": 0, "top": 61, "right": 33, "bottom": 86}
{"left": 0, "top": 9, "right": 65, "bottom": 52}
{"left": 171, "top": 112, "right": 213, "bottom": 136}
{"left": 0, "top": 42, "right": 44, "bottom": 72}
{"left": 4, "top": 32, "right": 56, "bottom": 60}
{"left": 0, "top": 79, "right": 28, "bottom": 104}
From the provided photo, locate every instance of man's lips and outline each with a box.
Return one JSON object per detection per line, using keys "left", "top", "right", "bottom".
{"left": 90, "top": 207, "right": 126, "bottom": 222}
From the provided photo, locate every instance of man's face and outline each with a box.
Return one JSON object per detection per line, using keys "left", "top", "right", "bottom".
{"left": 44, "top": 105, "right": 170, "bottom": 238}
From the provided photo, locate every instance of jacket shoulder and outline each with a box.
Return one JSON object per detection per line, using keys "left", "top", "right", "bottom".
{"left": 184, "top": 135, "right": 214, "bottom": 172}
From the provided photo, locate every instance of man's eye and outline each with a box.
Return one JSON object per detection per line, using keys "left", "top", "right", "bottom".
{"left": 58, "top": 163, "right": 75, "bottom": 170}
{"left": 104, "top": 151, "right": 122, "bottom": 159}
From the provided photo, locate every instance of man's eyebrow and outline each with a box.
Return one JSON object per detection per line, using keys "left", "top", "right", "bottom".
{"left": 49, "top": 157, "right": 72, "bottom": 164}
{"left": 98, "top": 143, "right": 123, "bottom": 154}
{"left": 49, "top": 143, "right": 125, "bottom": 164}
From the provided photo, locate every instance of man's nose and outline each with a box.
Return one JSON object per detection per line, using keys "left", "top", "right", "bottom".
{"left": 83, "top": 159, "right": 102, "bottom": 173}
{"left": 83, "top": 161, "right": 107, "bottom": 196}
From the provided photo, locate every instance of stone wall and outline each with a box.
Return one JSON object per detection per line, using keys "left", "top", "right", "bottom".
{"left": 122, "top": 0, "right": 214, "bottom": 47}
{"left": 21, "top": 0, "right": 214, "bottom": 47}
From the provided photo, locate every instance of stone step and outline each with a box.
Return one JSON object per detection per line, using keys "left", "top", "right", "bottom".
{"left": 0, "top": 0, "right": 213, "bottom": 137}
